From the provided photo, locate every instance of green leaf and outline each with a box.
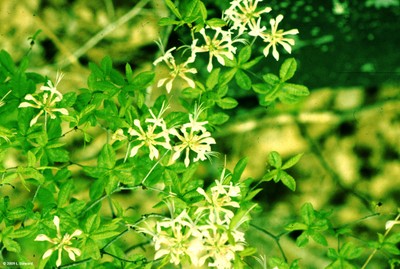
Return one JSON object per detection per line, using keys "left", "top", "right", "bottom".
{"left": 262, "top": 170, "right": 278, "bottom": 182}
{"left": 387, "top": 233, "right": 400, "bottom": 244}
{"left": 101, "top": 55, "right": 113, "bottom": 75}
{"left": 7, "top": 206, "right": 26, "bottom": 220}
{"left": 58, "top": 180, "right": 74, "bottom": 207}
{"left": 283, "top": 83, "right": 310, "bottom": 97}
{"left": 207, "top": 18, "right": 227, "bottom": 27}
{"left": 279, "top": 58, "right": 297, "bottom": 81}
{"left": 206, "top": 68, "right": 220, "bottom": 90}
{"left": 208, "top": 112, "right": 229, "bottom": 125}
{"left": 83, "top": 238, "right": 101, "bottom": 260}
{"left": 59, "top": 92, "right": 77, "bottom": 108}
{"left": 311, "top": 232, "right": 328, "bottom": 246}
{"left": 85, "top": 215, "right": 101, "bottom": 234}
{"left": 91, "top": 230, "right": 120, "bottom": 240}
{"left": 296, "top": 232, "right": 309, "bottom": 247}
{"left": 215, "top": 85, "right": 228, "bottom": 99}
{"left": 301, "top": 203, "right": 315, "bottom": 225}
{"left": 268, "top": 151, "right": 282, "bottom": 168}
{"left": 232, "top": 157, "right": 248, "bottom": 183}
{"left": 3, "top": 238, "right": 20, "bottom": 253}
{"left": 280, "top": 171, "right": 296, "bottom": 191}
{"left": 181, "top": 87, "right": 202, "bottom": 99}
{"left": 131, "top": 71, "right": 155, "bottom": 90}
{"left": 159, "top": 17, "right": 180, "bottom": 26}
{"left": 0, "top": 50, "right": 16, "bottom": 74}
{"left": 282, "top": 153, "right": 304, "bottom": 169}
{"left": 235, "top": 69, "right": 251, "bottom": 90}
{"left": 252, "top": 83, "right": 270, "bottom": 94}
{"left": 11, "top": 228, "right": 32, "bottom": 239}
{"left": 340, "top": 242, "right": 364, "bottom": 259}
{"left": 180, "top": 0, "right": 203, "bottom": 22}
{"left": 27, "top": 151, "right": 36, "bottom": 167}
{"left": 238, "top": 46, "right": 252, "bottom": 64}
{"left": 219, "top": 68, "right": 236, "bottom": 86}
{"left": 241, "top": 55, "right": 263, "bottom": 70}
{"left": 98, "top": 144, "right": 116, "bottom": 169}
{"left": 263, "top": 73, "right": 280, "bottom": 85}
{"left": 216, "top": 97, "right": 238, "bottom": 109}
{"left": 165, "top": 0, "right": 182, "bottom": 19}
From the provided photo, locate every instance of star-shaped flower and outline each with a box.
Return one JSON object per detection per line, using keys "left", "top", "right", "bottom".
{"left": 261, "top": 14, "right": 299, "bottom": 61}
{"left": 18, "top": 72, "right": 69, "bottom": 127}
{"left": 192, "top": 27, "right": 239, "bottom": 72}
{"left": 154, "top": 47, "right": 197, "bottom": 93}
{"left": 35, "top": 216, "right": 82, "bottom": 267}
{"left": 224, "top": 0, "right": 272, "bottom": 36}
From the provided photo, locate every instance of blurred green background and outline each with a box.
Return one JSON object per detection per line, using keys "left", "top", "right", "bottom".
{"left": 1, "top": 0, "right": 399, "bottom": 268}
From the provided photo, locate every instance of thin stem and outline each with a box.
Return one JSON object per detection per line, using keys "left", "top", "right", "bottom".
{"left": 141, "top": 149, "right": 169, "bottom": 185}
{"left": 59, "top": 258, "right": 92, "bottom": 268}
{"left": 124, "top": 142, "right": 131, "bottom": 163}
{"left": 250, "top": 223, "right": 288, "bottom": 262}
{"left": 101, "top": 250, "right": 147, "bottom": 264}
{"left": 295, "top": 119, "right": 372, "bottom": 210}
{"left": 102, "top": 229, "right": 129, "bottom": 250}
{"left": 361, "top": 213, "right": 400, "bottom": 269}
{"left": 59, "top": 0, "right": 150, "bottom": 68}
{"left": 125, "top": 239, "right": 151, "bottom": 253}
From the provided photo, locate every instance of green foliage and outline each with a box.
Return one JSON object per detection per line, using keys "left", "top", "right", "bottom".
{"left": 261, "top": 151, "right": 303, "bottom": 191}
{"left": 252, "top": 58, "right": 310, "bottom": 106}
{"left": 0, "top": 1, "right": 398, "bottom": 268}
{"left": 286, "top": 203, "right": 332, "bottom": 247}
{"left": 326, "top": 242, "right": 364, "bottom": 269}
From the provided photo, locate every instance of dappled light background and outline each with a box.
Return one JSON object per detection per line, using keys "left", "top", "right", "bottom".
{"left": 1, "top": 0, "right": 399, "bottom": 268}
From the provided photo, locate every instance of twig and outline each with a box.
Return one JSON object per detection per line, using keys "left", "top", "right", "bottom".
{"left": 32, "top": 15, "right": 81, "bottom": 68}
{"left": 102, "top": 229, "right": 129, "bottom": 250}
{"left": 361, "top": 212, "right": 400, "bottom": 269}
{"left": 295, "top": 119, "right": 373, "bottom": 210}
{"left": 58, "top": 0, "right": 150, "bottom": 68}
{"left": 250, "top": 223, "right": 288, "bottom": 262}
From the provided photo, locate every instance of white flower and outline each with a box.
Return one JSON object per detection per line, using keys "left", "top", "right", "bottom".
{"left": 18, "top": 72, "right": 69, "bottom": 126}
{"left": 261, "top": 15, "right": 299, "bottom": 61}
{"left": 170, "top": 104, "right": 216, "bottom": 167}
{"left": 385, "top": 220, "right": 400, "bottom": 230}
{"left": 192, "top": 27, "right": 239, "bottom": 72}
{"left": 128, "top": 119, "right": 171, "bottom": 160}
{"left": 145, "top": 101, "right": 170, "bottom": 128}
{"left": 199, "top": 225, "right": 245, "bottom": 269}
{"left": 196, "top": 177, "right": 241, "bottom": 225}
{"left": 154, "top": 210, "right": 198, "bottom": 265}
{"left": 154, "top": 47, "right": 197, "bottom": 93}
{"left": 224, "top": 0, "right": 272, "bottom": 36}
{"left": 248, "top": 17, "right": 267, "bottom": 37}
{"left": 112, "top": 129, "right": 127, "bottom": 141}
{"left": 35, "top": 216, "right": 82, "bottom": 267}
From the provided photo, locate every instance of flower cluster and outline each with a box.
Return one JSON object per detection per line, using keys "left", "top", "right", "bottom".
{"left": 18, "top": 72, "right": 69, "bottom": 127}
{"left": 224, "top": 0, "right": 299, "bottom": 61}
{"left": 114, "top": 102, "right": 215, "bottom": 167}
{"left": 35, "top": 216, "right": 82, "bottom": 267}
{"left": 137, "top": 170, "right": 253, "bottom": 268}
{"left": 153, "top": 0, "right": 299, "bottom": 92}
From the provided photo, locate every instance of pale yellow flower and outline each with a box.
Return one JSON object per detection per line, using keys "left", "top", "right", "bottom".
{"left": 192, "top": 27, "right": 238, "bottom": 72}
{"left": 154, "top": 47, "right": 197, "bottom": 93}
{"left": 18, "top": 72, "right": 68, "bottom": 126}
{"left": 261, "top": 15, "right": 299, "bottom": 61}
{"left": 35, "top": 216, "right": 82, "bottom": 267}
{"left": 224, "top": 0, "right": 272, "bottom": 35}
